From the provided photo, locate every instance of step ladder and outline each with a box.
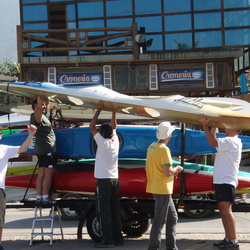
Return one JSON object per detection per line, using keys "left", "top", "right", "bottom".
{"left": 29, "top": 205, "right": 64, "bottom": 246}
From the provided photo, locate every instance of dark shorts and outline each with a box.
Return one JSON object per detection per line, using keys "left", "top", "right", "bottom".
{"left": 37, "top": 153, "right": 57, "bottom": 168}
{"left": 215, "top": 183, "right": 235, "bottom": 203}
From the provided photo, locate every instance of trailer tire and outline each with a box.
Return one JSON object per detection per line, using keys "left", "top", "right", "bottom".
{"left": 86, "top": 212, "right": 102, "bottom": 242}
{"left": 59, "top": 193, "right": 82, "bottom": 220}
{"left": 183, "top": 208, "right": 212, "bottom": 218}
{"left": 86, "top": 210, "right": 150, "bottom": 242}
{"left": 122, "top": 210, "right": 150, "bottom": 237}
{"left": 183, "top": 194, "right": 213, "bottom": 218}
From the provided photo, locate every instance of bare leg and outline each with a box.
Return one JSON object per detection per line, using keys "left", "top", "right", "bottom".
{"left": 218, "top": 201, "right": 237, "bottom": 240}
{"left": 36, "top": 167, "right": 45, "bottom": 196}
{"left": 42, "top": 168, "right": 54, "bottom": 195}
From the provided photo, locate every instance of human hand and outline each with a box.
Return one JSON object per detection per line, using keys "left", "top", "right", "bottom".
{"left": 37, "top": 96, "right": 45, "bottom": 108}
{"left": 97, "top": 100, "right": 104, "bottom": 112}
{"left": 27, "top": 124, "right": 37, "bottom": 136}
{"left": 198, "top": 113, "right": 209, "bottom": 127}
{"left": 176, "top": 165, "right": 184, "bottom": 173}
{"left": 174, "top": 165, "right": 183, "bottom": 176}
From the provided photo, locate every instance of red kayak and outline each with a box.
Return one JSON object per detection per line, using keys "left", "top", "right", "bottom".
{"left": 5, "top": 167, "right": 250, "bottom": 199}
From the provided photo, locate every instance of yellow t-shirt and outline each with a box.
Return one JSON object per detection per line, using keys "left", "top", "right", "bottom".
{"left": 145, "top": 142, "right": 174, "bottom": 194}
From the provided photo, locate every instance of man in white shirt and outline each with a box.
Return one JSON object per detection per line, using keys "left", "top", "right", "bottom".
{"left": 198, "top": 113, "right": 242, "bottom": 249}
{"left": 89, "top": 103, "right": 123, "bottom": 248}
{"left": 0, "top": 125, "right": 37, "bottom": 250}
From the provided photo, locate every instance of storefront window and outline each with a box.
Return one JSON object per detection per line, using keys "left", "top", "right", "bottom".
{"left": 216, "top": 63, "right": 230, "bottom": 87}
{"left": 27, "top": 68, "right": 45, "bottom": 82}
{"left": 114, "top": 65, "right": 147, "bottom": 91}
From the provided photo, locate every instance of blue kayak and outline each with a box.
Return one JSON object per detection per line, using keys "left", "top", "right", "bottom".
{"left": 1, "top": 125, "right": 250, "bottom": 158}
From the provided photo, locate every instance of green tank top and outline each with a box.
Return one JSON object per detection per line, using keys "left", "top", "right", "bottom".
{"left": 30, "top": 113, "right": 56, "bottom": 155}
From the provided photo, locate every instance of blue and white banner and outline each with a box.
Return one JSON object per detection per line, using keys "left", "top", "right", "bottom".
{"left": 159, "top": 70, "right": 204, "bottom": 82}
{"left": 57, "top": 73, "right": 103, "bottom": 86}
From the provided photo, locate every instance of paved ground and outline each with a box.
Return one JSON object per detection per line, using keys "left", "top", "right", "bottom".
{"left": 2, "top": 205, "right": 250, "bottom": 250}
{"left": 2, "top": 232, "right": 250, "bottom": 249}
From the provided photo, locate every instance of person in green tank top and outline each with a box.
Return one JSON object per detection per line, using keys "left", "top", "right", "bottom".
{"left": 30, "top": 96, "right": 56, "bottom": 206}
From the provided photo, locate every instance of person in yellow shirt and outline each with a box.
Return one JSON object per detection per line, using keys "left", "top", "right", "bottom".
{"left": 146, "top": 122, "right": 183, "bottom": 250}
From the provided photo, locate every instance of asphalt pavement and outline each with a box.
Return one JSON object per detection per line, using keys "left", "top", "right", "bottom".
{"left": 2, "top": 205, "right": 250, "bottom": 250}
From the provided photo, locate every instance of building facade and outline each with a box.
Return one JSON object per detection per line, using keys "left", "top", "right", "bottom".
{"left": 18, "top": 0, "right": 250, "bottom": 97}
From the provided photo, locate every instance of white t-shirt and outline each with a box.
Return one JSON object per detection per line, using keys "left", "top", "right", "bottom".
{"left": 0, "top": 145, "right": 20, "bottom": 189}
{"left": 94, "top": 131, "right": 119, "bottom": 179}
{"left": 213, "top": 136, "right": 242, "bottom": 188}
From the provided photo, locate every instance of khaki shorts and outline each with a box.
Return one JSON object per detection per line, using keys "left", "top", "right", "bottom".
{"left": 0, "top": 189, "right": 6, "bottom": 227}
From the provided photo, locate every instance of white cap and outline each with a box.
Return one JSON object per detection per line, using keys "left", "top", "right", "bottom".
{"left": 156, "top": 122, "right": 176, "bottom": 140}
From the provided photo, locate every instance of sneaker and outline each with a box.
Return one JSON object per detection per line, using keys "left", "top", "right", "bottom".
{"left": 214, "top": 239, "right": 228, "bottom": 248}
{"left": 95, "top": 241, "right": 114, "bottom": 248}
{"left": 42, "top": 197, "right": 56, "bottom": 206}
{"left": 35, "top": 199, "right": 42, "bottom": 207}
{"left": 215, "top": 239, "right": 239, "bottom": 249}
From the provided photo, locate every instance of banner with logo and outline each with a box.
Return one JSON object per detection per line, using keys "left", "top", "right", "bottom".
{"left": 57, "top": 74, "right": 103, "bottom": 86}
{"left": 159, "top": 70, "right": 204, "bottom": 82}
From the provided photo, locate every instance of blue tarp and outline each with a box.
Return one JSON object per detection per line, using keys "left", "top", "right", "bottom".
{"left": 240, "top": 73, "right": 249, "bottom": 94}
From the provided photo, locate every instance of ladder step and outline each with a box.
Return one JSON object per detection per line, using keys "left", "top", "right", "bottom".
{"left": 31, "top": 233, "right": 53, "bottom": 236}
{"left": 33, "top": 218, "right": 54, "bottom": 221}
{"left": 29, "top": 206, "right": 64, "bottom": 246}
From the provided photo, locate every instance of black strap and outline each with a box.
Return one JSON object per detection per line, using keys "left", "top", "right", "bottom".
{"left": 21, "top": 160, "right": 39, "bottom": 202}
{"left": 180, "top": 122, "right": 186, "bottom": 195}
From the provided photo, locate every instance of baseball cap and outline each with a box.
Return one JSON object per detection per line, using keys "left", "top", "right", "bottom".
{"left": 156, "top": 122, "right": 176, "bottom": 140}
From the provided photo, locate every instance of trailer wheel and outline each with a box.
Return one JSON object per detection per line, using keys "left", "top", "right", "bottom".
{"left": 122, "top": 210, "right": 150, "bottom": 237}
{"left": 59, "top": 193, "right": 82, "bottom": 220}
{"left": 86, "top": 212, "right": 102, "bottom": 242}
{"left": 183, "top": 207, "right": 212, "bottom": 218}
{"left": 183, "top": 195, "right": 213, "bottom": 218}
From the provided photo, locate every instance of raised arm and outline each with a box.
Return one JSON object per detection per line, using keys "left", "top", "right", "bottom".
{"left": 18, "top": 125, "right": 37, "bottom": 154}
{"left": 89, "top": 101, "right": 103, "bottom": 136}
{"left": 111, "top": 112, "right": 117, "bottom": 130}
{"left": 198, "top": 113, "right": 218, "bottom": 147}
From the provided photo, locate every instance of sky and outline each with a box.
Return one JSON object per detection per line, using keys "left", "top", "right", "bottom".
{"left": 0, "top": 0, "right": 20, "bottom": 62}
